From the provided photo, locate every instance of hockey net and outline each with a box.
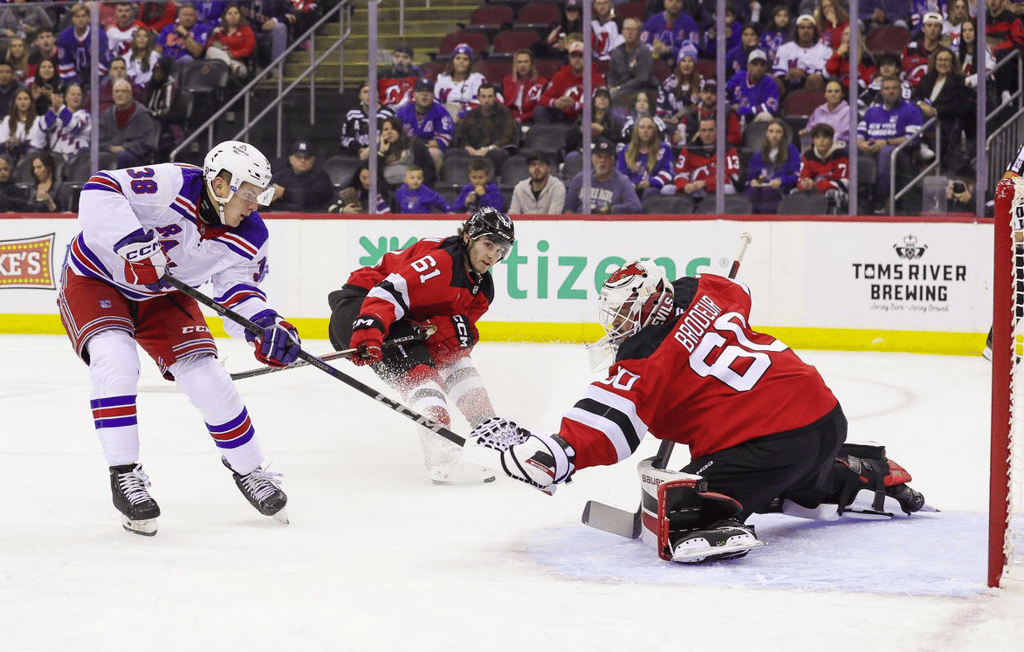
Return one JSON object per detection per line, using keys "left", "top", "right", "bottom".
{"left": 992, "top": 178, "right": 1024, "bottom": 587}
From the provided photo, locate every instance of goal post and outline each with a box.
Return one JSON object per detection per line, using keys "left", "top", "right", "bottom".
{"left": 991, "top": 177, "right": 1024, "bottom": 588}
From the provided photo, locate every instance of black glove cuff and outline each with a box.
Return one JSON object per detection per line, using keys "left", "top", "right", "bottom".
{"left": 352, "top": 315, "right": 385, "bottom": 333}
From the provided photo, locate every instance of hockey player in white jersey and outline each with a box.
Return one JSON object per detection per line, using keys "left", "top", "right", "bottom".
{"left": 57, "top": 141, "right": 301, "bottom": 536}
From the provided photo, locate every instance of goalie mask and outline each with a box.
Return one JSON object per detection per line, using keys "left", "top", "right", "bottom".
{"left": 203, "top": 141, "right": 274, "bottom": 222}
{"left": 587, "top": 260, "right": 675, "bottom": 369}
{"left": 465, "top": 207, "right": 515, "bottom": 259}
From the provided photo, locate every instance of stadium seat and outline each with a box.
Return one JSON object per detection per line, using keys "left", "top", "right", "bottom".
{"left": 693, "top": 194, "right": 753, "bottom": 214}
{"left": 617, "top": 1, "right": 646, "bottom": 21}
{"left": 440, "top": 156, "right": 493, "bottom": 185}
{"left": 560, "top": 152, "right": 583, "bottom": 179}
{"left": 782, "top": 89, "right": 825, "bottom": 117}
{"left": 179, "top": 59, "right": 230, "bottom": 122}
{"left": 522, "top": 124, "right": 569, "bottom": 158}
{"left": 696, "top": 58, "right": 716, "bottom": 80}
{"left": 653, "top": 59, "right": 673, "bottom": 83}
{"left": 499, "top": 154, "right": 531, "bottom": 187}
{"left": 492, "top": 29, "right": 541, "bottom": 54}
{"left": 475, "top": 58, "right": 514, "bottom": 83}
{"left": 742, "top": 121, "right": 769, "bottom": 151}
{"left": 864, "top": 25, "right": 911, "bottom": 55}
{"left": 642, "top": 193, "right": 694, "bottom": 214}
{"left": 777, "top": 192, "right": 829, "bottom": 215}
{"left": 439, "top": 30, "right": 491, "bottom": 57}
{"left": 65, "top": 151, "right": 117, "bottom": 184}
{"left": 468, "top": 5, "right": 514, "bottom": 28}
{"left": 535, "top": 58, "right": 564, "bottom": 80}
{"left": 515, "top": 2, "right": 561, "bottom": 30}
{"left": 322, "top": 155, "right": 363, "bottom": 189}
{"left": 857, "top": 155, "right": 877, "bottom": 185}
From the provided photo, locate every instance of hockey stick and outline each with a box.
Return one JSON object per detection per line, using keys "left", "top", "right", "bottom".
{"left": 163, "top": 274, "right": 467, "bottom": 447}
{"left": 229, "top": 330, "right": 432, "bottom": 381}
{"left": 582, "top": 233, "right": 753, "bottom": 539}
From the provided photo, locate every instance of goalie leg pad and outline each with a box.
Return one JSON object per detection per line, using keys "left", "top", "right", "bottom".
{"left": 669, "top": 519, "right": 766, "bottom": 564}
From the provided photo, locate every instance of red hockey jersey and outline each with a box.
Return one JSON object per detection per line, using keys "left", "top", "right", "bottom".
{"left": 345, "top": 236, "right": 494, "bottom": 334}
{"left": 557, "top": 274, "right": 838, "bottom": 469}
{"left": 673, "top": 144, "right": 740, "bottom": 192}
{"left": 539, "top": 66, "right": 607, "bottom": 119}
{"left": 798, "top": 146, "right": 849, "bottom": 194}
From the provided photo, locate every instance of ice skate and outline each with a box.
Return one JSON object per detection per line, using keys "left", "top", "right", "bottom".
{"left": 421, "top": 429, "right": 495, "bottom": 485}
{"left": 670, "top": 519, "right": 766, "bottom": 564}
{"left": 222, "top": 457, "right": 288, "bottom": 523}
{"left": 109, "top": 463, "right": 160, "bottom": 536}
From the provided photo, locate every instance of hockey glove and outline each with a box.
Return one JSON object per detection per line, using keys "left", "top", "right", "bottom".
{"left": 466, "top": 417, "right": 576, "bottom": 495}
{"left": 349, "top": 315, "right": 386, "bottom": 366}
{"left": 248, "top": 312, "right": 302, "bottom": 368}
{"left": 422, "top": 315, "right": 478, "bottom": 355}
{"left": 114, "top": 228, "right": 167, "bottom": 287}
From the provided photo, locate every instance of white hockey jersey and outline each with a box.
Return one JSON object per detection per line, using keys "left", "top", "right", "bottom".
{"left": 433, "top": 72, "right": 485, "bottom": 113}
{"left": 67, "top": 163, "right": 276, "bottom": 340}
{"left": 772, "top": 41, "right": 833, "bottom": 77}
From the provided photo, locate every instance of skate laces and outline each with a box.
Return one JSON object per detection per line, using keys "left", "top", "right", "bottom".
{"left": 117, "top": 465, "right": 154, "bottom": 506}
{"left": 240, "top": 466, "right": 283, "bottom": 503}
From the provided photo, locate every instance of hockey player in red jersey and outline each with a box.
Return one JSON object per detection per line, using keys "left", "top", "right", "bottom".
{"left": 327, "top": 207, "right": 514, "bottom": 484}
{"left": 57, "top": 141, "right": 299, "bottom": 536}
{"left": 466, "top": 259, "right": 926, "bottom": 563}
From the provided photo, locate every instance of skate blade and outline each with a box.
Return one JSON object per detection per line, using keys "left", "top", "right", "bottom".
{"left": 121, "top": 515, "right": 158, "bottom": 536}
{"left": 271, "top": 508, "right": 289, "bottom": 525}
{"left": 429, "top": 462, "right": 496, "bottom": 485}
{"left": 671, "top": 536, "right": 765, "bottom": 563}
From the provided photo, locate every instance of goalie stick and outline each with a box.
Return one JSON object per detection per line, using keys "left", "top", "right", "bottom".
{"left": 229, "top": 328, "right": 435, "bottom": 381}
{"left": 162, "top": 274, "right": 467, "bottom": 447}
{"left": 581, "top": 233, "right": 753, "bottom": 539}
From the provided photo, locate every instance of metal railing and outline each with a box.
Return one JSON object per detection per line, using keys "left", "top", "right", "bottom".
{"left": 889, "top": 116, "right": 940, "bottom": 215}
{"left": 170, "top": 0, "right": 352, "bottom": 162}
{"left": 987, "top": 105, "right": 1024, "bottom": 194}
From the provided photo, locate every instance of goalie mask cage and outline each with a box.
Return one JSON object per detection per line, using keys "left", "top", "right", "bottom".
{"left": 992, "top": 178, "right": 1024, "bottom": 588}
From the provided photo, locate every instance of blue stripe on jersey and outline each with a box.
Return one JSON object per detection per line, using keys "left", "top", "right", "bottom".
{"left": 169, "top": 201, "right": 196, "bottom": 224}
{"left": 215, "top": 283, "right": 267, "bottom": 307}
{"left": 70, "top": 233, "right": 113, "bottom": 278}
{"left": 226, "top": 212, "right": 269, "bottom": 252}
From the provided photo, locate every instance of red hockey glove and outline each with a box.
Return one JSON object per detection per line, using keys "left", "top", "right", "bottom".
{"left": 114, "top": 229, "right": 167, "bottom": 287}
{"left": 422, "top": 315, "right": 478, "bottom": 357}
{"left": 247, "top": 312, "right": 302, "bottom": 367}
{"left": 349, "top": 316, "right": 386, "bottom": 366}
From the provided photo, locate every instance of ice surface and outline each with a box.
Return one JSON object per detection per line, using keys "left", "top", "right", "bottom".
{"left": 2, "top": 335, "right": 1022, "bottom": 651}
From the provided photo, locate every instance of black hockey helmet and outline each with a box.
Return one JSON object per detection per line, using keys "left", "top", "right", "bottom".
{"left": 465, "top": 207, "right": 515, "bottom": 252}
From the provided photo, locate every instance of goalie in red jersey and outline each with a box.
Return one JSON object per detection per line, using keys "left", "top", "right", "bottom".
{"left": 466, "top": 259, "right": 927, "bottom": 563}
{"left": 328, "top": 208, "right": 514, "bottom": 484}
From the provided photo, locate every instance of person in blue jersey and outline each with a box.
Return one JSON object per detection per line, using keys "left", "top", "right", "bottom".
{"left": 56, "top": 3, "right": 110, "bottom": 88}
{"left": 857, "top": 75, "right": 924, "bottom": 213}
{"left": 725, "top": 48, "right": 780, "bottom": 127}
{"left": 395, "top": 164, "right": 449, "bottom": 213}
{"left": 396, "top": 77, "right": 454, "bottom": 173}
{"left": 640, "top": 0, "right": 700, "bottom": 62}
{"left": 56, "top": 141, "right": 300, "bottom": 537}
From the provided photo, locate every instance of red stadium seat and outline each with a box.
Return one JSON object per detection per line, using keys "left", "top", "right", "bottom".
{"left": 864, "top": 25, "right": 911, "bottom": 54}
{"left": 515, "top": 2, "right": 561, "bottom": 28}
{"left": 696, "top": 58, "right": 717, "bottom": 80}
{"left": 439, "top": 30, "right": 491, "bottom": 56}
{"left": 535, "top": 57, "right": 564, "bottom": 80}
{"left": 653, "top": 59, "right": 672, "bottom": 83}
{"left": 469, "top": 5, "right": 515, "bottom": 28}
{"left": 617, "top": 1, "right": 646, "bottom": 21}
{"left": 782, "top": 89, "right": 825, "bottom": 117}
{"left": 475, "top": 57, "right": 514, "bottom": 83}
{"left": 492, "top": 29, "right": 541, "bottom": 54}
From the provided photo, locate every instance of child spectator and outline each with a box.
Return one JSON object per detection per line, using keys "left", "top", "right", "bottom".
{"left": 795, "top": 123, "right": 849, "bottom": 208}
{"left": 395, "top": 164, "right": 449, "bottom": 213}
{"left": 760, "top": 4, "right": 792, "bottom": 64}
{"left": 862, "top": 52, "right": 913, "bottom": 107}
{"left": 745, "top": 117, "right": 800, "bottom": 213}
{"left": 450, "top": 158, "right": 503, "bottom": 212}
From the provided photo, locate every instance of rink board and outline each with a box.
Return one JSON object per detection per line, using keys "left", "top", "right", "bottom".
{"left": 0, "top": 212, "right": 991, "bottom": 354}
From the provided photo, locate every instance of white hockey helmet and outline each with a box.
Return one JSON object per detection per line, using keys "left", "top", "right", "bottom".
{"left": 587, "top": 260, "right": 675, "bottom": 368}
{"left": 203, "top": 140, "right": 274, "bottom": 208}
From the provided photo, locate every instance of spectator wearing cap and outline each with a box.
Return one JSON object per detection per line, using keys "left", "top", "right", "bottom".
{"left": 434, "top": 43, "right": 486, "bottom": 121}
{"left": 684, "top": 77, "right": 742, "bottom": 146}
{"left": 859, "top": 0, "right": 911, "bottom": 32}
{"left": 609, "top": 17, "right": 657, "bottom": 102}
{"left": 658, "top": 42, "right": 702, "bottom": 144}
{"left": 537, "top": 40, "right": 608, "bottom": 124}
{"left": 341, "top": 79, "right": 397, "bottom": 160}
{"left": 537, "top": 0, "right": 583, "bottom": 60}
{"left": 640, "top": 0, "right": 699, "bottom": 62}
{"left": 269, "top": 140, "right": 334, "bottom": 212}
{"left": 449, "top": 82, "right": 516, "bottom": 172}
{"left": 502, "top": 49, "right": 547, "bottom": 125}
{"left": 509, "top": 150, "right": 566, "bottom": 214}
{"left": 772, "top": 14, "right": 832, "bottom": 95}
{"left": 395, "top": 77, "right": 454, "bottom": 170}
{"left": 564, "top": 137, "right": 642, "bottom": 214}
{"left": 725, "top": 49, "right": 781, "bottom": 126}
{"left": 377, "top": 44, "right": 423, "bottom": 108}
{"left": 902, "top": 11, "right": 945, "bottom": 87}
{"left": 670, "top": 116, "right": 740, "bottom": 205}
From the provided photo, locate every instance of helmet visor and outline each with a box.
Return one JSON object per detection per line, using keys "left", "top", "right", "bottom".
{"left": 233, "top": 182, "right": 275, "bottom": 206}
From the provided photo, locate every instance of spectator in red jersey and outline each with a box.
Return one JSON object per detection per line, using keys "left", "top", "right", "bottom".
{"left": 986, "top": 0, "right": 1024, "bottom": 103}
{"left": 465, "top": 259, "right": 926, "bottom": 564}
{"left": 902, "top": 12, "right": 945, "bottom": 88}
{"left": 671, "top": 116, "right": 740, "bottom": 205}
{"left": 824, "top": 24, "right": 876, "bottom": 97}
{"left": 536, "top": 39, "right": 607, "bottom": 124}
{"left": 136, "top": 1, "right": 179, "bottom": 34}
{"left": 501, "top": 49, "right": 547, "bottom": 125}
{"left": 377, "top": 44, "right": 422, "bottom": 109}
{"left": 795, "top": 123, "right": 849, "bottom": 210}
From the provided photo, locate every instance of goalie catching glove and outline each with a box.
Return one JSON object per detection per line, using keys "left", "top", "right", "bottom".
{"left": 114, "top": 228, "right": 168, "bottom": 288}
{"left": 246, "top": 311, "right": 302, "bottom": 368}
{"left": 465, "top": 417, "right": 575, "bottom": 495}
